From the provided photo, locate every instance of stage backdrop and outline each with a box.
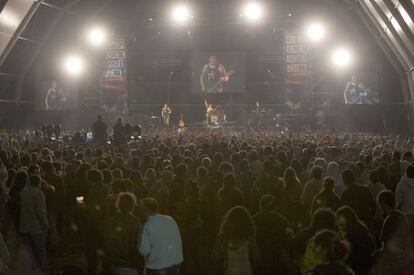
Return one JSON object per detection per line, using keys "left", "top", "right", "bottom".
{"left": 191, "top": 52, "right": 246, "bottom": 94}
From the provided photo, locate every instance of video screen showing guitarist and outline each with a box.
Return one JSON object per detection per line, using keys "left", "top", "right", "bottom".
{"left": 344, "top": 74, "right": 379, "bottom": 105}
{"left": 200, "top": 55, "right": 230, "bottom": 93}
{"left": 45, "top": 81, "right": 65, "bottom": 110}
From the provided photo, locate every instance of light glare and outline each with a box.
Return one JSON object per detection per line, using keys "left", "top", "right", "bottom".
{"left": 331, "top": 47, "right": 352, "bottom": 68}
{"left": 171, "top": 5, "right": 191, "bottom": 23}
{"left": 87, "top": 27, "right": 106, "bottom": 46}
{"left": 63, "top": 55, "right": 84, "bottom": 76}
{"left": 243, "top": 2, "right": 264, "bottom": 22}
{"left": 306, "top": 22, "right": 326, "bottom": 42}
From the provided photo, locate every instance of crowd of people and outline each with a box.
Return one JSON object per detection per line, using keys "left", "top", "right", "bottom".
{"left": 0, "top": 118, "right": 414, "bottom": 275}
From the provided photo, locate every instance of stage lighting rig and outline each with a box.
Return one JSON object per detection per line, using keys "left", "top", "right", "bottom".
{"left": 306, "top": 22, "right": 327, "bottom": 43}
{"left": 63, "top": 54, "right": 85, "bottom": 77}
{"left": 331, "top": 47, "right": 353, "bottom": 68}
{"left": 87, "top": 27, "right": 107, "bottom": 47}
{"left": 171, "top": 4, "right": 191, "bottom": 24}
{"left": 242, "top": 2, "right": 264, "bottom": 22}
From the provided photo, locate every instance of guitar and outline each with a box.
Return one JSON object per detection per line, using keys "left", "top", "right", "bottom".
{"left": 207, "top": 70, "right": 234, "bottom": 93}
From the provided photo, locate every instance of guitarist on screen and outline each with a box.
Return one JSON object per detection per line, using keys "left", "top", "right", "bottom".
{"left": 200, "top": 55, "right": 230, "bottom": 93}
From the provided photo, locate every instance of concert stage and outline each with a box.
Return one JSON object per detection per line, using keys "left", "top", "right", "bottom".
{"left": 14, "top": 103, "right": 408, "bottom": 134}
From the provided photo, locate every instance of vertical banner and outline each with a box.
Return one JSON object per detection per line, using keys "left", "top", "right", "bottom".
{"left": 284, "top": 31, "right": 309, "bottom": 85}
{"left": 101, "top": 38, "right": 127, "bottom": 112}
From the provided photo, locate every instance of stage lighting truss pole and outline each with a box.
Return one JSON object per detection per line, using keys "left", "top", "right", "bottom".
{"left": 307, "top": 49, "right": 329, "bottom": 106}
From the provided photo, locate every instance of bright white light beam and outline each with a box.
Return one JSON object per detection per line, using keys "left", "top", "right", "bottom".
{"left": 242, "top": 2, "right": 264, "bottom": 22}
{"left": 331, "top": 47, "right": 353, "bottom": 68}
{"left": 306, "top": 22, "right": 327, "bottom": 43}
{"left": 63, "top": 54, "right": 85, "bottom": 77}
{"left": 87, "top": 27, "right": 106, "bottom": 47}
{"left": 171, "top": 4, "right": 191, "bottom": 24}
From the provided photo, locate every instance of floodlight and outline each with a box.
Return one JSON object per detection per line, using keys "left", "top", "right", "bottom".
{"left": 242, "top": 2, "right": 264, "bottom": 22}
{"left": 87, "top": 27, "right": 106, "bottom": 46}
{"left": 63, "top": 54, "right": 84, "bottom": 76}
{"left": 306, "top": 22, "right": 327, "bottom": 42}
{"left": 331, "top": 47, "right": 353, "bottom": 68}
{"left": 171, "top": 4, "right": 191, "bottom": 23}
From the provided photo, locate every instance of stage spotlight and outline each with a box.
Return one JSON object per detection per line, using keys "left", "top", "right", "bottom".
{"left": 171, "top": 4, "right": 191, "bottom": 24}
{"left": 242, "top": 2, "right": 264, "bottom": 22}
{"left": 87, "top": 27, "right": 106, "bottom": 46}
{"left": 63, "top": 55, "right": 84, "bottom": 76}
{"left": 331, "top": 47, "right": 353, "bottom": 68}
{"left": 306, "top": 22, "right": 326, "bottom": 42}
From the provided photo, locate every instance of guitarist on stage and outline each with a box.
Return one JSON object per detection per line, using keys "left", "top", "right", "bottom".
{"left": 200, "top": 55, "right": 230, "bottom": 93}
{"left": 344, "top": 75, "right": 366, "bottom": 105}
{"left": 161, "top": 104, "right": 172, "bottom": 128}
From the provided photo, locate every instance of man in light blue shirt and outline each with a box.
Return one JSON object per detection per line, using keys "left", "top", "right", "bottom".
{"left": 139, "top": 198, "right": 183, "bottom": 275}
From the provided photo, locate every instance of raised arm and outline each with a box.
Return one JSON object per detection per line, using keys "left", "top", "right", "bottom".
{"left": 200, "top": 65, "right": 207, "bottom": 91}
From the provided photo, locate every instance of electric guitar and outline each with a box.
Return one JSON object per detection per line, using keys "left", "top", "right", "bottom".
{"left": 207, "top": 70, "right": 234, "bottom": 93}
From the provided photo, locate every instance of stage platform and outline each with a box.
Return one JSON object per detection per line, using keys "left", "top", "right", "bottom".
{"left": 9, "top": 103, "right": 409, "bottom": 134}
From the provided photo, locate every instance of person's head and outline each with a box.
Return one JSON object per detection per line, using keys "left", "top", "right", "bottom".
{"left": 201, "top": 157, "right": 212, "bottom": 168}
{"left": 327, "top": 162, "right": 339, "bottom": 176}
{"left": 341, "top": 169, "right": 354, "bottom": 186}
{"left": 219, "top": 206, "right": 255, "bottom": 240}
{"left": 368, "top": 169, "right": 378, "bottom": 183}
{"left": 283, "top": 167, "right": 297, "bottom": 183}
{"left": 41, "top": 161, "right": 54, "bottom": 175}
{"left": 351, "top": 75, "right": 358, "bottom": 82}
{"left": 141, "top": 198, "right": 159, "bottom": 216}
{"left": 313, "top": 230, "right": 351, "bottom": 264}
{"left": 29, "top": 175, "right": 41, "bottom": 188}
{"left": 222, "top": 173, "right": 236, "bottom": 189}
{"left": 263, "top": 160, "right": 274, "bottom": 175}
{"left": 87, "top": 169, "right": 103, "bottom": 184}
{"left": 406, "top": 165, "right": 414, "bottom": 179}
{"left": 112, "top": 179, "right": 124, "bottom": 193}
{"left": 144, "top": 168, "right": 156, "bottom": 183}
{"left": 403, "top": 151, "right": 413, "bottom": 161}
{"left": 392, "top": 151, "right": 401, "bottom": 161}
{"left": 311, "top": 208, "right": 336, "bottom": 231}
{"left": 28, "top": 164, "right": 40, "bottom": 176}
{"left": 208, "top": 55, "right": 218, "bottom": 65}
{"left": 323, "top": 177, "right": 335, "bottom": 191}
{"left": 116, "top": 192, "right": 136, "bottom": 214}
{"left": 311, "top": 166, "right": 323, "bottom": 180}
{"left": 197, "top": 166, "right": 208, "bottom": 179}
{"left": 175, "top": 163, "right": 188, "bottom": 179}
{"left": 260, "top": 194, "right": 276, "bottom": 212}
{"left": 97, "top": 114, "right": 102, "bottom": 121}
{"left": 52, "top": 81, "right": 58, "bottom": 89}
{"left": 117, "top": 117, "right": 122, "bottom": 124}
{"left": 336, "top": 206, "right": 365, "bottom": 232}
{"left": 15, "top": 170, "right": 28, "bottom": 188}
{"left": 377, "top": 190, "right": 396, "bottom": 214}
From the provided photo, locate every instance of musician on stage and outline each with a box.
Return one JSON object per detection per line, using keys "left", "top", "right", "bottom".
{"left": 200, "top": 55, "right": 229, "bottom": 93}
{"left": 204, "top": 99, "right": 215, "bottom": 125}
{"left": 161, "top": 104, "right": 172, "bottom": 128}
{"left": 45, "top": 81, "right": 64, "bottom": 110}
{"left": 344, "top": 75, "right": 366, "bottom": 105}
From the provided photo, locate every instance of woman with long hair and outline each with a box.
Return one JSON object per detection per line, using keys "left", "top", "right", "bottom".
{"left": 212, "top": 206, "right": 259, "bottom": 275}
{"left": 336, "top": 206, "right": 375, "bottom": 274}
{"left": 284, "top": 167, "right": 303, "bottom": 203}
